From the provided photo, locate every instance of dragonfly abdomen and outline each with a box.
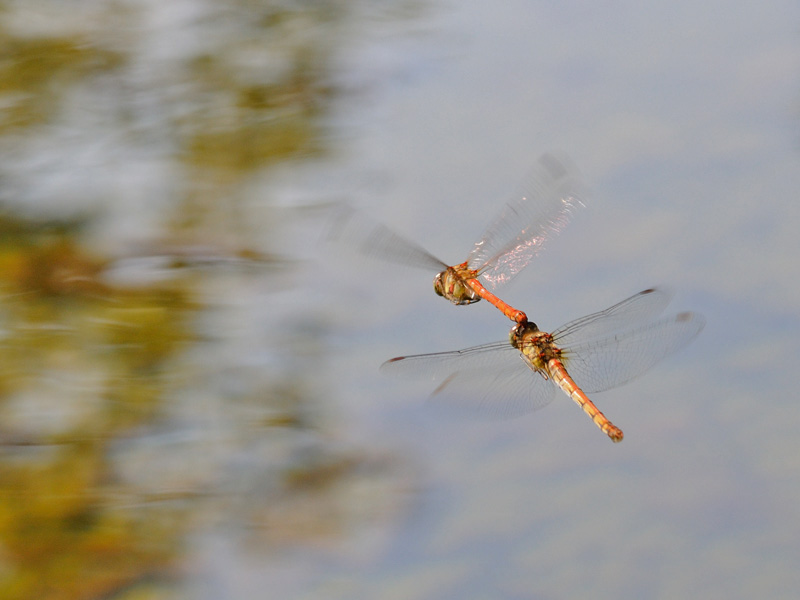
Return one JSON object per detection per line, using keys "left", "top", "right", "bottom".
{"left": 548, "top": 359, "right": 624, "bottom": 443}
{"left": 464, "top": 277, "right": 527, "bottom": 324}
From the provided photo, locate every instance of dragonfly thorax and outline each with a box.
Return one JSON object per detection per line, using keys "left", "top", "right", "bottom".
{"left": 510, "top": 322, "right": 560, "bottom": 371}
{"left": 433, "top": 267, "right": 480, "bottom": 305}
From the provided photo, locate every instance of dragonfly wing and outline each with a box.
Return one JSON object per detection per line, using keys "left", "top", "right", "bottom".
{"left": 468, "top": 153, "right": 586, "bottom": 288}
{"left": 327, "top": 203, "right": 447, "bottom": 272}
{"left": 552, "top": 288, "right": 673, "bottom": 346}
{"left": 381, "top": 342, "right": 559, "bottom": 418}
{"left": 561, "top": 311, "right": 705, "bottom": 394}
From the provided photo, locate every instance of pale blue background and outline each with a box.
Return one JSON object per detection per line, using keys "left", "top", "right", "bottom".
{"left": 265, "top": 2, "right": 800, "bottom": 598}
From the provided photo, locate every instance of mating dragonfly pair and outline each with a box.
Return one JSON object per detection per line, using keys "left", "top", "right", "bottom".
{"left": 333, "top": 155, "right": 704, "bottom": 442}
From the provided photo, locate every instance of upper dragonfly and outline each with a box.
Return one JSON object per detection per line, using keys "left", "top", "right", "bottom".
{"left": 330, "top": 154, "right": 584, "bottom": 324}
{"left": 381, "top": 288, "right": 705, "bottom": 442}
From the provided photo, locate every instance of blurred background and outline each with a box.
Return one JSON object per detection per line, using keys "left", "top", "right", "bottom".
{"left": 0, "top": 1, "right": 798, "bottom": 598}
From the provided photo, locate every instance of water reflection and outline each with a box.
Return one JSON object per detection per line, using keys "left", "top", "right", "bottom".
{"left": 0, "top": 219, "right": 195, "bottom": 597}
{"left": 0, "top": 1, "right": 414, "bottom": 598}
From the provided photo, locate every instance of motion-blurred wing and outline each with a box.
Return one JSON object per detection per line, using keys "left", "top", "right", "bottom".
{"left": 468, "top": 153, "right": 585, "bottom": 288}
{"left": 328, "top": 203, "right": 447, "bottom": 272}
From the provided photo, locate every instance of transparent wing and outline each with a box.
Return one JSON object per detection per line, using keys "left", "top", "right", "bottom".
{"left": 468, "top": 153, "right": 586, "bottom": 288}
{"left": 381, "top": 342, "right": 559, "bottom": 418}
{"left": 560, "top": 312, "right": 705, "bottom": 394}
{"left": 327, "top": 203, "right": 447, "bottom": 272}
{"left": 552, "top": 288, "right": 673, "bottom": 346}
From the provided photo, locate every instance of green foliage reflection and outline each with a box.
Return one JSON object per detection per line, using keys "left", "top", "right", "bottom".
{"left": 0, "top": 1, "right": 418, "bottom": 597}
{"left": 0, "top": 218, "right": 193, "bottom": 599}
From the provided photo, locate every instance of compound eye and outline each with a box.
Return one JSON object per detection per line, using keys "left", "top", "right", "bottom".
{"left": 509, "top": 322, "right": 539, "bottom": 347}
{"left": 508, "top": 324, "right": 524, "bottom": 347}
{"left": 433, "top": 273, "right": 444, "bottom": 297}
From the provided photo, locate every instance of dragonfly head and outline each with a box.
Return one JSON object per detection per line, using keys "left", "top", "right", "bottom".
{"left": 509, "top": 321, "right": 539, "bottom": 348}
{"left": 433, "top": 269, "right": 480, "bottom": 305}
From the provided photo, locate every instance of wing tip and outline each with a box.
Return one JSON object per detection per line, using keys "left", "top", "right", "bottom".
{"left": 676, "top": 310, "right": 706, "bottom": 333}
{"left": 380, "top": 356, "right": 406, "bottom": 371}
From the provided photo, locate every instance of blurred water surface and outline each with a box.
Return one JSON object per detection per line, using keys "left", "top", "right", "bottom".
{"left": 0, "top": 2, "right": 419, "bottom": 598}
{"left": 1, "top": 1, "right": 799, "bottom": 599}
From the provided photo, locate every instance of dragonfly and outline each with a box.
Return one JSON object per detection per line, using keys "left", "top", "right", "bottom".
{"left": 330, "top": 153, "right": 584, "bottom": 324}
{"left": 381, "top": 288, "right": 705, "bottom": 442}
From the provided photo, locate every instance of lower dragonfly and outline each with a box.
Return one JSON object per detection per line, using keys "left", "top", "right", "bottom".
{"left": 330, "top": 153, "right": 584, "bottom": 324}
{"left": 381, "top": 288, "right": 705, "bottom": 442}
